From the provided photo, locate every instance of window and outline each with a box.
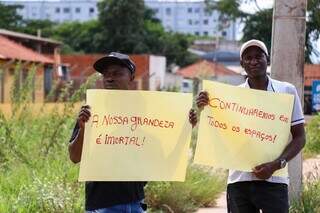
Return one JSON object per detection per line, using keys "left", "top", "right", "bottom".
{"left": 194, "top": 20, "right": 199, "bottom": 25}
{"left": 166, "top": 8, "right": 171, "bottom": 15}
{"left": 63, "top": 7, "right": 70, "bottom": 13}
{"left": 61, "top": 66, "right": 69, "bottom": 81}
{"left": 89, "top": 8, "right": 95, "bottom": 13}
{"left": 188, "top": 19, "right": 192, "bottom": 25}
{"left": 194, "top": 8, "right": 200, "bottom": 13}
{"left": 44, "top": 66, "right": 53, "bottom": 97}
{"left": 55, "top": 7, "right": 60, "bottom": 13}
{"left": 222, "top": 31, "right": 227, "bottom": 37}
{"left": 203, "top": 19, "right": 208, "bottom": 25}
{"left": 75, "top": 7, "right": 81, "bottom": 13}
{"left": 187, "top": 8, "right": 192, "bottom": 13}
{"left": 195, "top": 31, "right": 199, "bottom": 36}
{"left": 152, "top": 8, "right": 159, "bottom": 13}
{"left": 203, "top": 31, "right": 208, "bottom": 36}
{"left": 182, "top": 82, "right": 190, "bottom": 88}
{"left": 13, "top": 69, "right": 33, "bottom": 95}
{"left": 204, "top": 11, "right": 211, "bottom": 16}
{"left": 58, "top": 65, "right": 69, "bottom": 81}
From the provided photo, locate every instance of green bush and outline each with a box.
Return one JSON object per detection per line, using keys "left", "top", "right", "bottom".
{"left": 0, "top": 66, "right": 97, "bottom": 212}
{"left": 304, "top": 114, "right": 320, "bottom": 157}
{"left": 145, "top": 166, "right": 226, "bottom": 213}
{"left": 0, "top": 111, "right": 85, "bottom": 212}
{"left": 290, "top": 180, "right": 320, "bottom": 213}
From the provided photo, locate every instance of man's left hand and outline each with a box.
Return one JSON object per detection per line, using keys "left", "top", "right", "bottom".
{"left": 252, "top": 161, "right": 279, "bottom": 179}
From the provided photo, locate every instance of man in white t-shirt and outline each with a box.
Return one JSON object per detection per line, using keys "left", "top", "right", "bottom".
{"left": 189, "top": 39, "right": 306, "bottom": 213}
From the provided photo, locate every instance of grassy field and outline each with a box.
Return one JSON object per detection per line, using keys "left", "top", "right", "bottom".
{"left": 304, "top": 114, "right": 320, "bottom": 159}
{"left": 291, "top": 114, "right": 320, "bottom": 213}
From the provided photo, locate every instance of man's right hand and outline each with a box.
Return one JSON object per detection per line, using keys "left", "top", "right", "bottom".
{"left": 196, "top": 91, "right": 209, "bottom": 109}
{"left": 189, "top": 109, "right": 197, "bottom": 128}
{"left": 78, "top": 105, "right": 91, "bottom": 129}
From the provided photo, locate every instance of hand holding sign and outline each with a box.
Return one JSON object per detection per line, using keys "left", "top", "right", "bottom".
{"left": 253, "top": 161, "right": 279, "bottom": 179}
{"left": 78, "top": 105, "right": 91, "bottom": 129}
{"left": 196, "top": 91, "right": 209, "bottom": 110}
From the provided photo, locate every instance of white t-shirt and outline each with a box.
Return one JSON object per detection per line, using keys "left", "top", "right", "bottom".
{"left": 228, "top": 76, "right": 305, "bottom": 185}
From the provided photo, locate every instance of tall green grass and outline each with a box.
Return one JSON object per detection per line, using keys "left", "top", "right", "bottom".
{"left": 146, "top": 166, "right": 226, "bottom": 213}
{"left": 304, "top": 114, "right": 320, "bottom": 158}
{"left": 290, "top": 180, "right": 320, "bottom": 213}
{"left": 0, "top": 65, "right": 97, "bottom": 212}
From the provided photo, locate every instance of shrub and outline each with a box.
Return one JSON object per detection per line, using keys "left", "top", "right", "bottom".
{"left": 304, "top": 114, "right": 320, "bottom": 157}
{"left": 145, "top": 166, "right": 226, "bottom": 213}
{"left": 290, "top": 180, "right": 320, "bottom": 213}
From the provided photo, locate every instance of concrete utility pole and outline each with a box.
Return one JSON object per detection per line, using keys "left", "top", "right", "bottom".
{"left": 271, "top": 0, "right": 307, "bottom": 200}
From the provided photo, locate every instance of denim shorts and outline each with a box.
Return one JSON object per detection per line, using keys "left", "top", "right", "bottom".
{"left": 86, "top": 200, "right": 145, "bottom": 213}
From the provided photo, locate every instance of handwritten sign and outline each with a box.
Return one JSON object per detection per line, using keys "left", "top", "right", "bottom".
{"left": 79, "top": 89, "right": 192, "bottom": 181}
{"left": 193, "top": 80, "right": 294, "bottom": 176}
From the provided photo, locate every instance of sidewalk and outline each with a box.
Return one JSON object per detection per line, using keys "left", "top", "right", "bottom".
{"left": 196, "top": 192, "right": 227, "bottom": 213}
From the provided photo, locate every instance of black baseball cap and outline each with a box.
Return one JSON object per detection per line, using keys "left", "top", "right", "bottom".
{"left": 93, "top": 52, "right": 136, "bottom": 74}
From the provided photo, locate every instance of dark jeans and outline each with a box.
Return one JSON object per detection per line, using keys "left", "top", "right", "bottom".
{"left": 86, "top": 200, "right": 146, "bottom": 213}
{"left": 227, "top": 181, "right": 289, "bottom": 213}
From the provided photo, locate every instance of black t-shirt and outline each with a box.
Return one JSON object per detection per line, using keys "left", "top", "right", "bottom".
{"left": 69, "top": 122, "right": 145, "bottom": 210}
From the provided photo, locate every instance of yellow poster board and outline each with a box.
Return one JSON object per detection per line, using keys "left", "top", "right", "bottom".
{"left": 79, "top": 89, "right": 192, "bottom": 181}
{"left": 194, "top": 80, "right": 294, "bottom": 176}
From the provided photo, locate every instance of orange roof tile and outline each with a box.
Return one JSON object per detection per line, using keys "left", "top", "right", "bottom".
{"left": 304, "top": 64, "right": 320, "bottom": 87}
{"left": 176, "top": 60, "right": 238, "bottom": 78}
{"left": 0, "top": 29, "right": 61, "bottom": 45}
{"left": 0, "top": 35, "right": 54, "bottom": 64}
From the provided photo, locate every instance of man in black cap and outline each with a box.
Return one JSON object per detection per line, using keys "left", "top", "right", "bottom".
{"left": 68, "top": 52, "right": 146, "bottom": 212}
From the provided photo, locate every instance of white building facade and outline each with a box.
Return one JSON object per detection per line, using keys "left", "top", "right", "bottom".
{"left": 144, "top": 0, "right": 237, "bottom": 40}
{"left": 1, "top": 0, "right": 237, "bottom": 40}
{"left": 1, "top": 0, "right": 98, "bottom": 23}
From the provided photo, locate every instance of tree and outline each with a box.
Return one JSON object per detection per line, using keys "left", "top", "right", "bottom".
{"left": 20, "top": 20, "right": 55, "bottom": 38}
{"left": 14, "top": 19, "right": 102, "bottom": 54}
{"left": 305, "top": 0, "right": 320, "bottom": 63}
{"left": 143, "top": 19, "right": 198, "bottom": 67}
{"left": 0, "top": 2, "right": 23, "bottom": 31}
{"left": 97, "top": 0, "right": 148, "bottom": 53}
{"left": 51, "top": 20, "right": 102, "bottom": 54}
{"left": 205, "top": 0, "right": 320, "bottom": 63}
{"left": 241, "top": 9, "right": 273, "bottom": 53}
{"left": 205, "top": 0, "right": 247, "bottom": 21}
{"left": 96, "top": 0, "right": 197, "bottom": 66}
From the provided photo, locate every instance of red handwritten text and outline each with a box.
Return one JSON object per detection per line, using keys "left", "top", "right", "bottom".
{"left": 207, "top": 116, "right": 228, "bottom": 130}
{"left": 91, "top": 114, "right": 175, "bottom": 131}
{"left": 95, "top": 134, "right": 146, "bottom": 147}
{"left": 244, "top": 128, "right": 277, "bottom": 143}
{"left": 209, "top": 98, "right": 276, "bottom": 121}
